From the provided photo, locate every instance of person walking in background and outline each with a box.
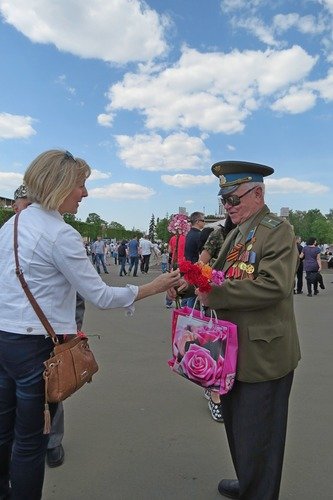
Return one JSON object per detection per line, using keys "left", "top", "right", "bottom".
{"left": 294, "top": 235, "right": 304, "bottom": 294}
{"left": 128, "top": 235, "right": 140, "bottom": 277}
{"left": 92, "top": 236, "right": 109, "bottom": 275}
{"left": 117, "top": 240, "right": 128, "bottom": 276}
{"left": 0, "top": 149, "right": 181, "bottom": 500}
{"left": 139, "top": 235, "right": 154, "bottom": 274}
{"left": 300, "top": 237, "right": 325, "bottom": 296}
{"left": 170, "top": 160, "right": 300, "bottom": 500}
{"left": 160, "top": 247, "right": 169, "bottom": 273}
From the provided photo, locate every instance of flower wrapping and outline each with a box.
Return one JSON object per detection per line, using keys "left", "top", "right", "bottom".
{"left": 168, "top": 306, "right": 238, "bottom": 394}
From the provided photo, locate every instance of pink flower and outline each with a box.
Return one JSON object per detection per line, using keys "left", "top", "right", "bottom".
{"left": 215, "top": 355, "right": 225, "bottom": 381}
{"left": 180, "top": 344, "right": 217, "bottom": 387}
{"left": 211, "top": 270, "right": 225, "bottom": 286}
{"left": 168, "top": 214, "right": 191, "bottom": 235}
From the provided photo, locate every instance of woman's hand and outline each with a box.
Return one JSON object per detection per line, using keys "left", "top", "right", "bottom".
{"left": 136, "top": 269, "right": 181, "bottom": 301}
{"left": 151, "top": 269, "right": 182, "bottom": 293}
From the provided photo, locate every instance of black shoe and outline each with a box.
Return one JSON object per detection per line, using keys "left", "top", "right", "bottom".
{"left": 314, "top": 290, "right": 319, "bottom": 295}
{"left": 296, "top": 291, "right": 303, "bottom": 294}
{"left": 208, "top": 398, "right": 224, "bottom": 422}
{"left": 307, "top": 293, "right": 312, "bottom": 297}
{"left": 46, "top": 444, "right": 65, "bottom": 468}
{"left": 320, "top": 283, "right": 325, "bottom": 289}
{"left": 104, "top": 270, "right": 109, "bottom": 274}
{"left": 218, "top": 479, "right": 240, "bottom": 498}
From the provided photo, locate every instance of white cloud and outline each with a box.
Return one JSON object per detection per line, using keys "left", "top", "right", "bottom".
{"left": 0, "top": 112, "right": 36, "bottom": 139}
{"left": 266, "top": 177, "right": 329, "bottom": 194}
{"left": 184, "top": 200, "right": 194, "bottom": 204}
{"left": 232, "top": 17, "right": 280, "bottom": 47}
{"left": 88, "top": 169, "right": 111, "bottom": 181}
{"left": 97, "top": 113, "right": 114, "bottom": 128}
{"left": 88, "top": 183, "right": 155, "bottom": 199}
{"left": 0, "top": 0, "right": 169, "bottom": 63}
{"left": 220, "top": 0, "right": 264, "bottom": 13}
{"left": 161, "top": 174, "right": 216, "bottom": 188}
{"left": 114, "top": 132, "right": 210, "bottom": 171}
{"left": 55, "top": 74, "right": 76, "bottom": 96}
{"left": 104, "top": 45, "right": 316, "bottom": 134}
{"left": 306, "top": 68, "right": 333, "bottom": 100}
{"left": 320, "top": 0, "right": 333, "bottom": 14}
{"left": 273, "top": 13, "right": 326, "bottom": 36}
{"left": 227, "top": 144, "right": 236, "bottom": 151}
{"left": 0, "top": 172, "right": 24, "bottom": 194}
{"left": 271, "top": 87, "right": 317, "bottom": 114}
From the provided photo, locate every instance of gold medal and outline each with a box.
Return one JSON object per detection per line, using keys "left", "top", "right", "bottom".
{"left": 239, "top": 262, "right": 247, "bottom": 271}
{"left": 247, "top": 243, "right": 253, "bottom": 251}
{"left": 246, "top": 264, "right": 254, "bottom": 274}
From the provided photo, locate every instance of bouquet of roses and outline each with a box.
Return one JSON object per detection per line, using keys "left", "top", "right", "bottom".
{"left": 178, "top": 260, "right": 225, "bottom": 293}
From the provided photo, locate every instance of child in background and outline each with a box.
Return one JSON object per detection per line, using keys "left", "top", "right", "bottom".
{"left": 161, "top": 247, "right": 169, "bottom": 273}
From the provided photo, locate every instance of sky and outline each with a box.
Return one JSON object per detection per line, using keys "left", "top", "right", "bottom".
{"left": 1, "top": 0, "right": 333, "bottom": 231}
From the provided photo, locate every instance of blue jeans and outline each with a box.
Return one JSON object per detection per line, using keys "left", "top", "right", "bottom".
{"left": 95, "top": 253, "right": 107, "bottom": 273}
{"left": 118, "top": 256, "right": 127, "bottom": 276}
{"left": 181, "top": 296, "right": 196, "bottom": 308}
{"left": 0, "top": 331, "right": 57, "bottom": 500}
{"left": 128, "top": 256, "right": 139, "bottom": 276}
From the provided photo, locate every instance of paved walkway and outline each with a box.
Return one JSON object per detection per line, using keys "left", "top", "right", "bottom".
{"left": 43, "top": 266, "right": 333, "bottom": 499}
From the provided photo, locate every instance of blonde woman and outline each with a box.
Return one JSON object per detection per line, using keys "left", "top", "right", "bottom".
{"left": 0, "top": 150, "right": 180, "bottom": 500}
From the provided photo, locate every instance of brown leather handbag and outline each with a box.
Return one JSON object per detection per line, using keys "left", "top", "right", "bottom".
{"left": 14, "top": 213, "right": 99, "bottom": 432}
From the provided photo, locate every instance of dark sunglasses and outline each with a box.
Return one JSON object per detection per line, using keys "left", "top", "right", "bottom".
{"left": 221, "top": 186, "right": 257, "bottom": 207}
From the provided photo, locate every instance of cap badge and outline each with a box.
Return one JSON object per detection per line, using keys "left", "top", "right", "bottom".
{"left": 219, "top": 174, "right": 227, "bottom": 186}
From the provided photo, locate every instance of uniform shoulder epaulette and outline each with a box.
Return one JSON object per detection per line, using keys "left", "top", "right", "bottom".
{"left": 260, "top": 214, "right": 283, "bottom": 229}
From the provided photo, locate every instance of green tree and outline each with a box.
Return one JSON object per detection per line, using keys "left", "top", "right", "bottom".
{"left": 155, "top": 217, "right": 170, "bottom": 242}
{"left": 109, "top": 221, "right": 125, "bottom": 230}
{"left": 0, "top": 207, "right": 14, "bottom": 226}
{"left": 289, "top": 209, "right": 333, "bottom": 244}
{"left": 148, "top": 214, "right": 156, "bottom": 242}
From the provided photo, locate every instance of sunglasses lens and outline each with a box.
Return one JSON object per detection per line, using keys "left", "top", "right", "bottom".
{"left": 222, "top": 195, "right": 240, "bottom": 206}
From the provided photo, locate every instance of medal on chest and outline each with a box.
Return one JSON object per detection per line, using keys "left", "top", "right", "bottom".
{"left": 226, "top": 228, "right": 257, "bottom": 280}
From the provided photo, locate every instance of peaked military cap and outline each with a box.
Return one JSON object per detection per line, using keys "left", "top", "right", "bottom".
{"left": 211, "top": 160, "right": 274, "bottom": 196}
{"left": 14, "top": 184, "right": 28, "bottom": 200}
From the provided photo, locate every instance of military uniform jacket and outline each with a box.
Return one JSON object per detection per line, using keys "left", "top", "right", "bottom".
{"left": 208, "top": 205, "right": 301, "bottom": 383}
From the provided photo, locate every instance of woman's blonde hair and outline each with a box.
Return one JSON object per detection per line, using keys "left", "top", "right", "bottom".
{"left": 24, "top": 150, "right": 91, "bottom": 210}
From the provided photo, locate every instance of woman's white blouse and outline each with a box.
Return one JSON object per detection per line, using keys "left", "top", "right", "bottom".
{"left": 0, "top": 204, "right": 138, "bottom": 335}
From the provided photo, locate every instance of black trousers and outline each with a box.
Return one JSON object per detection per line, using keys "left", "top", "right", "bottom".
{"left": 295, "top": 262, "right": 303, "bottom": 293}
{"left": 222, "top": 371, "right": 294, "bottom": 500}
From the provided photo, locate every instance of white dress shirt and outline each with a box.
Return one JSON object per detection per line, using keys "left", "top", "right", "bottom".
{"left": 0, "top": 204, "right": 138, "bottom": 336}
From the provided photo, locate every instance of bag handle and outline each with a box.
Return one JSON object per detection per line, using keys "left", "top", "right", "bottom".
{"left": 14, "top": 213, "right": 59, "bottom": 345}
{"left": 189, "top": 296, "right": 218, "bottom": 328}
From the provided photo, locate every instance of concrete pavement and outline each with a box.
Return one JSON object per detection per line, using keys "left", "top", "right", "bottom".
{"left": 43, "top": 266, "right": 333, "bottom": 500}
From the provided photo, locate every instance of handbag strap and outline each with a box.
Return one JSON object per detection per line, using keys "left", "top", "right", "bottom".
{"left": 14, "top": 213, "right": 59, "bottom": 345}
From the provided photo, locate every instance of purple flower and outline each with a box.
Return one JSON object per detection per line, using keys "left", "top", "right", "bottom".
{"left": 180, "top": 344, "right": 217, "bottom": 387}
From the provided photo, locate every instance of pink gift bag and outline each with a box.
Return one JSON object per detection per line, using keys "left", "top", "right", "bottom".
{"left": 168, "top": 305, "right": 238, "bottom": 395}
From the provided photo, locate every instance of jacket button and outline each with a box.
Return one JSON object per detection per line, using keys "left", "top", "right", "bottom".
{"left": 27, "top": 327, "right": 33, "bottom": 333}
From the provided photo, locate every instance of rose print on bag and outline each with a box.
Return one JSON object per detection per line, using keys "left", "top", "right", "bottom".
{"left": 180, "top": 344, "right": 218, "bottom": 387}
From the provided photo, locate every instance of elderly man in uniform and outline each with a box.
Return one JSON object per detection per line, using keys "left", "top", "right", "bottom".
{"left": 170, "top": 161, "right": 301, "bottom": 499}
